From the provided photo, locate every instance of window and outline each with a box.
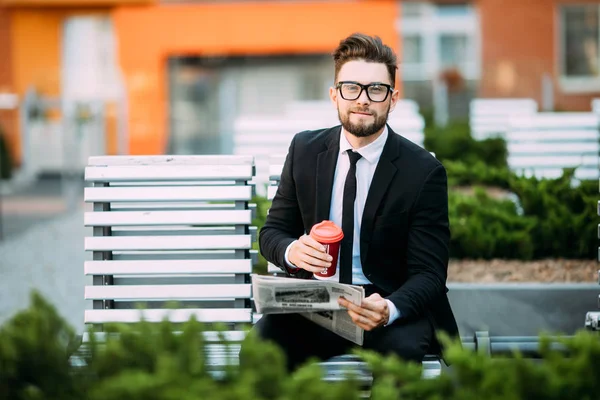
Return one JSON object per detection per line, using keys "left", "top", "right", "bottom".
{"left": 398, "top": 1, "right": 479, "bottom": 81}
{"left": 402, "top": 35, "right": 423, "bottom": 64}
{"left": 439, "top": 34, "right": 468, "bottom": 69}
{"left": 560, "top": 5, "right": 600, "bottom": 91}
{"left": 435, "top": 4, "right": 470, "bottom": 17}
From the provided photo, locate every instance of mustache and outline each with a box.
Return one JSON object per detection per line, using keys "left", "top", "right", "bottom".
{"left": 350, "top": 108, "right": 372, "bottom": 115}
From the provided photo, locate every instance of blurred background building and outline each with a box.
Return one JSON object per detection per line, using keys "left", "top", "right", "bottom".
{"left": 0, "top": 0, "right": 599, "bottom": 176}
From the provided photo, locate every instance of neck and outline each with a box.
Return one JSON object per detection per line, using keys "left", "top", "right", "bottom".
{"left": 344, "top": 127, "right": 385, "bottom": 149}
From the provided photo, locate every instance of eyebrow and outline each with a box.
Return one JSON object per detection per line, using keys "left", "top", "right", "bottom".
{"left": 338, "top": 80, "right": 392, "bottom": 86}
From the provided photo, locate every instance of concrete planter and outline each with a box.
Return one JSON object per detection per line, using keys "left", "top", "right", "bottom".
{"left": 448, "top": 283, "right": 599, "bottom": 337}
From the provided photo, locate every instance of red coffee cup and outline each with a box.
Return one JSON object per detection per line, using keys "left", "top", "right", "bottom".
{"left": 309, "top": 220, "right": 344, "bottom": 278}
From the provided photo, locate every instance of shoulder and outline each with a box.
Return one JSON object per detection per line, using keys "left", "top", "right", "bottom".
{"left": 290, "top": 125, "right": 341, "bottom": 153}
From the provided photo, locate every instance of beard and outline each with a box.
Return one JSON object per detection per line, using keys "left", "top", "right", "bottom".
{"left": 338, "top": 103, "right": 390, "bottom": 138}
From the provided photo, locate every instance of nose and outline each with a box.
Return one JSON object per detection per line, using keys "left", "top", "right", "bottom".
{"left": 356, "top": 88, "right": 371, "bottom": 105}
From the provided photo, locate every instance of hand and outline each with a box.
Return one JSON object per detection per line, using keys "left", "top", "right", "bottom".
{"left": 288, "top": 234, "right": 333, "bottom": 273}
{"left": 338, "top": 293, "right": 389, "bottom": 331}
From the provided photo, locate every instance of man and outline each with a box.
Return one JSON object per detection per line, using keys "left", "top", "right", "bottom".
{"left": 245, "top": 33, "right": 459, "bottom": 372}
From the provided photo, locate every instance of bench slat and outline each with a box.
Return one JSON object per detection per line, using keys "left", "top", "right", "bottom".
{"left": 84, "top": 259, "right": 252, "bottom": 275}
{"left": 508, "top": 113, "right": 598, "bottom": 129}
{"left": 508, "top": 142, "right": 599, "bottom": 154}
{"left": 508, "top": 155, "right": 599, "bottom": 168}
{"left": 84, "top": 308, "right": 252, "bottom": 324}
{"left": 109, "top": 203, "right": 242, "bottom": 211}
{"left": 85, "top": 235, "right": 251, "bottom": 251}
{"left": 85, "top": 165, "right": 254, "bottom": 182}
{"left": 88, "top": 155, "right": 253, "bottom": 166}
{"left": 85, "top": 210, "right": 252, "bottom": 227}
{"left": 514, "top": 168, "right": 598, "bottom": 180}
{"left": 85, "top": 284, "right": 251, "bottom": 300}
{"left": 82, "top": 330, "right": 247, "bottom": 343}
{"left": 85, "top": 186, "right": 252, "bottom": 202}
{"left": 269, "top": 165, "right": 284, "bottom": 180}
{"left": 505, "top": 130, "right": 599, "bottom": 141}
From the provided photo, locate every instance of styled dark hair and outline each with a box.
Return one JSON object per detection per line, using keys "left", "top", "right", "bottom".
{"left": 332, "top": 33, "right": 398, "bottom": 87}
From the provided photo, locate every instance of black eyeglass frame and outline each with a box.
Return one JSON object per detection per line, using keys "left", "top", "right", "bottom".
{"left": 335, "top": 81, "right": 394, "bottom": 102}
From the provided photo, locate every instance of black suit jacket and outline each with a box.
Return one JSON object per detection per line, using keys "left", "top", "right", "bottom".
{"left": 259, "top": 125, "right": 460, "bottom": 346}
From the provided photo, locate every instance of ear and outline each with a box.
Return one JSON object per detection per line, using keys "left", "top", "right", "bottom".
{"left": 387, "top": 89, "right": 400, "bottom": 114}
{"left": 329, "top": 85, "right": 338, "bottom": 108}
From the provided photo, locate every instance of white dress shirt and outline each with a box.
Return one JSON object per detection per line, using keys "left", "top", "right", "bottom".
{"left": 284, "top": 126, "right": 401, "bottom": 325}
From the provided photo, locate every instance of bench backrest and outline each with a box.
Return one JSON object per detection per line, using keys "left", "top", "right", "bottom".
{"left": 83, "top": 155, "right": 257, "bottom": 331}
{"left": 505, "top": 112, "right": 600, "bottom": 181}
{"left": 470, "top": 98, "right": 538, "bottom": 140}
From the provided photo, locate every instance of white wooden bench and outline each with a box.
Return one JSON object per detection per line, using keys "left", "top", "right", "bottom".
{"left": 505, "top": 112, "right": 599, "bottom": 181}
{"left": 469, "top": 98, "right": 538, "bottom": 141}
{"left": 82, "top": 155, "right": 257, "bottom": 372}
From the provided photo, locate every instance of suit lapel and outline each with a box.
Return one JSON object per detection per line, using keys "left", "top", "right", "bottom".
{"left": 315, "top": 127, "right": 341, "bottom": 223}
{"left": 360, "top": 127, "right": 400, "bottom": 265}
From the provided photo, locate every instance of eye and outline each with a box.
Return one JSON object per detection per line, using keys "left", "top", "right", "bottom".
{"left": 343, "top": 84, "right": 360, "bottom": 93}
{"left": 368, "top": 85, "right": 385, "bottom": 94}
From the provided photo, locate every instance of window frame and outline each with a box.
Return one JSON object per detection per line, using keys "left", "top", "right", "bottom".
{"left": 558, "top": 4, "right": 600, "bottom": 93}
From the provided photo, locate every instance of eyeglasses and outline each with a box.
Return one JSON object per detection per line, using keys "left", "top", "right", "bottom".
{"left": 335, "top": 81, "right": 393, "bottom": 102}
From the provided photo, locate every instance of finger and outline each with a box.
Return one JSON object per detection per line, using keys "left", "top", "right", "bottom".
{"left": 347, "top": 309, "right": 376, "bottom": 331}
{"left": 297, "top": 260, "right": 329, "bottom": 273}
{"left": 298, "top": 250, "right": 331, "bottom": 268}
{"left": 343, "top": 301, "right": 380, "bottom": 322}
{"left": 300, "top": 235, "right": 328, "bottom": 252}
{"left": 361, "top": 298, "right": 387, "bottom": 313}
{"left": 300, "top": 243, "right": 332, "bottom": 262}
{"left": 365, "top": 293, "right": 383, "bottom": 301}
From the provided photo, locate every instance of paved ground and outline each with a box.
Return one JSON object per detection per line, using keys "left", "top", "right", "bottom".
{"left": 0, "top": 176, "right": 87, "bottom": 332}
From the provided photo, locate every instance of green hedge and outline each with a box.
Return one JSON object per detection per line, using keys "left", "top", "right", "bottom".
{"left": 2, "top": 292, "right": 600, "bottom": 400}
{"left": 446, "top": 164, "right": 597, "bottom": 260}
{"left": 424, "top": 120, "right": 508, "bottom": 169}
{"left": 449, "top": 187, "right": 537, "bottom": 260}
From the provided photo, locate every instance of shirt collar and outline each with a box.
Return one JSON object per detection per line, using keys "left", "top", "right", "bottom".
{"left": 339, "top": 125, "right": 388, "bottom": 164}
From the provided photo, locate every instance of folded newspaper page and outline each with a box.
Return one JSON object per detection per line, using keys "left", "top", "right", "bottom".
{"left": 251, "top": 274, "right": 365, "bottom": 345}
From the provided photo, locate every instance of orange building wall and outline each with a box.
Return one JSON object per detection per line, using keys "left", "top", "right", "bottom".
{"left": 112, "top": 0, "right": 400, "bottom": 155}
{"left": 477, "top": 0, "right": 600, "bottom": 111}
{"left": 8, "top": 7, "right": 110, "bottom": 164}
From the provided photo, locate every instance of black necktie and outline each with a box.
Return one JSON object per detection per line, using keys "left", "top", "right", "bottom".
{"left": 340, "top": 150, "right": 362, "bottom": 284}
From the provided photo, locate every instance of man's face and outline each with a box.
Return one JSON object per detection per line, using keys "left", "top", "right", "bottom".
{"left": 330, "top": 60, "right": 399, "bottom": 138}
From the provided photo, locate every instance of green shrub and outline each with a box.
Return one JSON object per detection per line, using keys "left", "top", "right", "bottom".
{"left": 424, "top": 120, "right": 508, "bottom": 169}
{"left": 0, "top": 124, "right": 12, "bottom": 180}
{"left": 449, "top": 187, "right": 537, "bottom": 260}
{"left": 509, "top": 169, "right": 598, "bottom": 259}
{"left": 445, "top": 160, "right": 514, "bottom": 189}
{"left": 2, "top": 291, "right": 600, "bottom": 400}
{"left": 442, "top": 160, "right": 596, "bottom": 259}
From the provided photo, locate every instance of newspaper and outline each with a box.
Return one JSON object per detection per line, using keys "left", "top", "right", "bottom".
{"left": 251, "top": 274, "right": 365, "bottom": 345}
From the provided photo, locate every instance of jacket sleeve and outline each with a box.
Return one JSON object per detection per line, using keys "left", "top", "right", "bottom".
{"left": 386, "top": 164, "right": 450, "bottom": 320}
{"left": 258, "top": 135, "right": 312, "bottom": 279}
